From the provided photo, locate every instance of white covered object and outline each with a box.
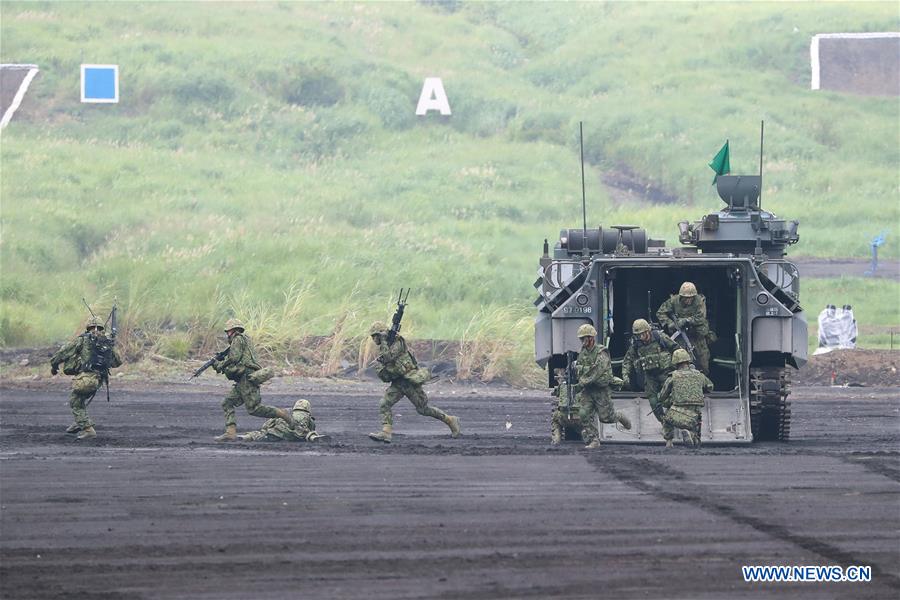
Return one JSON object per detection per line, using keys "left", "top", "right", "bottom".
{"left": 816, "top": 305, "right": 858, "bottom": 352}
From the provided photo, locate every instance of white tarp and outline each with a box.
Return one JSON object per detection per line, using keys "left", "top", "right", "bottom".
{"left": 814, "top": 305, "right": 858, "bottom": 354}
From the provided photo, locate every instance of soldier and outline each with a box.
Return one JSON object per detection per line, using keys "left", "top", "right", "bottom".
{"left": 573, "top": 324, "right": 631, "bottom": 449}
{"left": 659, "top": 349, "right": 714, "bottom": 448}
{"left": 656, "top": 281, "right": 714, "bottom": 374}
{"left": 549, "top": 368, "right": 575, "bottom": 445}
{"left": 622, "top": 318, "right": 679, "bottom": 424}
{"left": 237, "top": 399, "right": 329, "bottom": 442}
{"left": 50, "top": 316, "right": 122, "bottom": 440}
{"left": 212, "top": 319, "right": 291, "bottom": 442}
{"left": 367, "top": 321, "right": 460, "bottom": 443}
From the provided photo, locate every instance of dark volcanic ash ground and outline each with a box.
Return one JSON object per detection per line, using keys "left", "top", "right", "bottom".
{"left": 0, "top": 379, "right": 898, "bottom": 599}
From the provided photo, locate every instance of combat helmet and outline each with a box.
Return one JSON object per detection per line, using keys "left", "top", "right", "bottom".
{"left": 672, "top": 348, "right": 692, "bottom": 365}
{"left": 576, "top": 324, "right": 597, "bottom": 338}
{"left": 223, "top": 318, "right": 245, "bottom": 332}
{"left": 85, "top": 316, "right": 105, "bottom": 331}
{"left": 292, "top": 399, "right": 311, "bottom": 413}
{"left": 369, "top": 321, "right": 387, "bottom": 337}
{"left": 679, "top": 282, "right": 698, "bottom": 297}
{"left": 632, "top": 319, "right": 651, "bottom": 334}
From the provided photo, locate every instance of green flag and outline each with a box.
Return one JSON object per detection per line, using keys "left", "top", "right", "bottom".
{"left": 708, "top": 140, "right": 730, "bottom": 184}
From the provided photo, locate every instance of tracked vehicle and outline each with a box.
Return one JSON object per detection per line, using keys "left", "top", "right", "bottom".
{"left": 534, "top": 170, "right": 806, "bottom": 443}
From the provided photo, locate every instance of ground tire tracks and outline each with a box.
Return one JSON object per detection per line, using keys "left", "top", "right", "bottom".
{"left": 587, "top": 454, "right": 900, "bottom": 591}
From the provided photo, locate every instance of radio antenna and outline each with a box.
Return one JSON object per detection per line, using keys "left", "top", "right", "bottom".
{"left": 758, "top": 120, "right": 764, "bottom": 210}
{"left": 82, "top": 298, "right": 97, "bottom": 319}
{"left": 579, "top": 121, "right": 588, "bottom": 258}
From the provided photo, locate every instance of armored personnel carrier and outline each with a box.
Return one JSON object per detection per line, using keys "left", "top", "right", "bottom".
{"left": 534, "top": 171, "right": 806, "bottom": 443}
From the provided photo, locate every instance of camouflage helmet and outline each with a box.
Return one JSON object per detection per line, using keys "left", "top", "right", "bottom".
{"left": 223, "top": 318, "right": 245, "bottom": 332}
{"left": 672, "top": 348, "right": 692, "bottom": 365}
{"left": 632, "top": 319, "right": 651, "bottom": 334}
{"left": 85, "top": 316, "right": 105, "bottom": 331}
{"left": 369, "top": 321, "right": 387, "bottom": 337}
{"left": 576, "top": 324, "right": 597, "bottom": 339}
{"left": 292, "top": 399, "right": 311, "bottom": 413}
{"left": 679, "top": 281, "right": 698, "bottom": 297}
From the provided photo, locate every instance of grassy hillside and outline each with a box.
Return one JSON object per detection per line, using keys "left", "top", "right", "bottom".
{"left": 1, "top": 1, "right": 898, "bottom": 368}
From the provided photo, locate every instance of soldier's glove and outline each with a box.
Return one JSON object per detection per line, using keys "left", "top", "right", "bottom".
{"left": 677, "top": 318, "right": 690, "bottom": 329}
{"left": 610, "top": 376, "right": 625, "bottom": 391}
{"left": 51, "top": 365, "right": 59, "bottom": 376}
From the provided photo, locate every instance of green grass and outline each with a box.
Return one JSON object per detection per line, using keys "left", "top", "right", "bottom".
{"left": 1, "top": 1, "right": 898, "bottom": 362}
{"left": 803, "top": 277, "right": 900, "bottom": 352}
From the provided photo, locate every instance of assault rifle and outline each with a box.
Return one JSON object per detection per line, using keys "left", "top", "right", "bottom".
{"left": 386, "top": 288, "right": 410, "bottom": 345}
{"left": 189, "top": 348, "right": 229, "bottom": 380}
{"left": 667, "top": 310, "right": 697, "bottom": 364}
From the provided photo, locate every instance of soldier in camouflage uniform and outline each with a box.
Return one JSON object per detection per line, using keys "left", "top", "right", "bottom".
{"left": 622, "top": 318, "right": 678, "bottom": 424}
{"left": 550, "top": 368, "right": 576, "bottom": 445}
{"left": 367, "top": 321, "right": 460, "bottom": 443}
{"left": 656, "top": 281, "right": 714, "bottom": 374}
{"left": 50, "top": 316, "right": 123, "bottom": 440}
{"left": 573, "top": 324, "right": 631, "bottom": 449}
{"left": 237, "top": 399, "right": 329, "bottom": 442}
{"left": 212, "top": 319, "right": 291, "bottom": 442}
{"left": 659, "top": 348, "right": 714, "bottom": 448}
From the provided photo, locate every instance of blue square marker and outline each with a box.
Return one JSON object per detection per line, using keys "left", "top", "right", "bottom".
{"left": 81, "top": 64, "right": 118, "bottom": 103}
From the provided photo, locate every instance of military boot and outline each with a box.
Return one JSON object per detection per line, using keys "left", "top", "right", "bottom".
{"left": 76, "top": 426, "right": 96, "bottom": 440}
{"left": 616, "top": 412, "right": 632, "bottom": 430}
{"left": 445, "top": 415, "right": 461, "bottom": 438}
{"left": 368, "top": 425, "right": 392, "bottom": 443}
{"left": 665, "top": 439, "right": 674, "bottom": 449}
{"left": 680, "top": 429, "right": 693, "bottom": 447}
{"left": 215, "top": 425, "right": 237, "bottom": 442}
{"left": 690, "top": 429, "right": 702, "bottom": 449}
{"left": 584, "top": 438, "right": 601, "bottom": 449}
{"left": 66, "top": 423, "right": 81, "bottom": 434}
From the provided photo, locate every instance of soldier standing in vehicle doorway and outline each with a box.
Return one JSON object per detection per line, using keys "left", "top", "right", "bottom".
{"left": 50, "top": 316, "right": 122, "bottom": 440}
{"left": 659, "top": 349, "right": 713, "bottom": 448}
{"left": 367, "top": 321, "right": 460, "bottom": 443}
{"left": 656, "top": 281, "right": 715, "bottom": 374}
{"left": 622, "top": 318, "right": 679, "bottom": 424}
{"left": 573, "top": 324, "right": 631, "bottom": 449}
{"left": 212, "top": 319, "right": 291, "bottom": 442}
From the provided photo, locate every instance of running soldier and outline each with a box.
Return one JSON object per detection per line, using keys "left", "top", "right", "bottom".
{"left": 656, "top": 281, "right": 714, "bottom": 374}
{"left": 212, "top": 319, "right": 291, "bottom": 442}
{"left": 367, "top": 321, "right": 460, "bottom": 443}
{"left": 659, "top": 349, "right": 713, "bottom": 448}
{"left": 622, "top": 318, "right": 679, "bottom": 424}
{"left": 573, "top": 324, "right": 631, "bottom": 449}
{"left": 50, "top": 316, "right": 122, "bottom": 440}
{"left": 237, "top": 399, "right": 328, "bottom": 442}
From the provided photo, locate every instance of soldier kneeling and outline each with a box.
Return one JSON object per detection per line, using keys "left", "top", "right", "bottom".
{"left": 238, "top": 399, "right": 329, "bottom": 442}
{"left": 659, "top": 349, "right": 713, "bottom": 448}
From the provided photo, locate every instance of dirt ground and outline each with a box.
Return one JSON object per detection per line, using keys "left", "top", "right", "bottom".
{"left": 0, "top": 378, "right": 898, "bottom": 599}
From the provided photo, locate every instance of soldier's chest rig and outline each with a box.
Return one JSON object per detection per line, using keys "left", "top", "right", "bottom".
{"left": 634, "top": 332, "right": 671, "bottom": 373}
